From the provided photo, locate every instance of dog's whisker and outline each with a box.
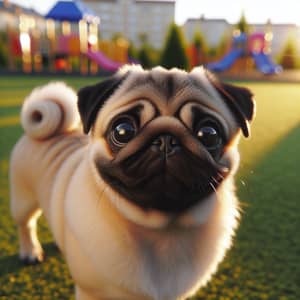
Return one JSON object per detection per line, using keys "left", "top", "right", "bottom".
{"left": 209, "top": 181, "right": 217, "bottom": 195}
{"left": 211, "top": 176, "right": 219, "bottom": 184}
{"left": 217, "top": 172, "right": 226, "bottom": 180}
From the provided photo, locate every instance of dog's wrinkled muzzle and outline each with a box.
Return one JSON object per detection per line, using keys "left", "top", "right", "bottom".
{"left": 97, "top": 117, "right": 228, "bottom": 214}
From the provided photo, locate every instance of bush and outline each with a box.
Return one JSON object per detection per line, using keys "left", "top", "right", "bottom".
{"left": 128, "top": 42, "right": 139, "bottom": 61}
{"left": 278, "top": 38, "right": 299, "bottom": 69}
{"left": 138, "top": 45, "right": 154, "bottom": 69}
{"left": 160, "top": 23, "right": 189, "bottom": 70}
{"left": 215, "top": 33, "right": 230, "bottom": 58}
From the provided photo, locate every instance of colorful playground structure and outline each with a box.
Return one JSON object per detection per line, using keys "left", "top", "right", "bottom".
{"left": 4, "top": 0, "right": 283, "bottom": 75}
{"left": 7, "top": 0, "right": 129, "bottom": 73}
{"left": 206, "top": 31, "right": 282, "bottom": 75}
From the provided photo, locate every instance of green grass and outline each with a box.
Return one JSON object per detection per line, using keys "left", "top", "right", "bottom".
{"left": 0, "top": 77, "right": 300, "bottom": 299}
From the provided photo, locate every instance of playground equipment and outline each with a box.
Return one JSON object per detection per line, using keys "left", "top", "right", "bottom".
{"left": 7, "top": 13, "right": 45, "bottom": 73}
{"left": 206, "top": 31, "right": 282, "bottom": 75}
{"left": 7, "top": 0, "right": 127, "bottom": 73}
{"left": 54, "top": 33, "right": 126, "bottom": 72}
{"left": 86, "top": 49, "right": 123, "bottom": 71}
{"left": 45, "top": 0, "right": 127, "bottom": 73}
{"left": 249, "top": 32, "right": 282, "bottom": 74}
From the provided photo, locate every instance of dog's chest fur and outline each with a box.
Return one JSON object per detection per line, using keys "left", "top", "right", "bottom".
{"left": 66, "top": 201, "right": 204, "bottom": 300}
{"left": 131, "top": 227, "right": 202, "bottom": 299}
{"left": 65, "top": 162, "right": 232, "bottom": 300}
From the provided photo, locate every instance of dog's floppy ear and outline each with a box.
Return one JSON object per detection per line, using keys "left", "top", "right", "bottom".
{"left": 78, "top": 72, "right": 129, "bottom": 134}
{"left": 206, "top": 71, "right": 255, "bottom": 137}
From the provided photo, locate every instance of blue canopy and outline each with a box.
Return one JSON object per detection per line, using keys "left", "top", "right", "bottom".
{"left": 45, "top": 0, "right": 98, "bottom": 23}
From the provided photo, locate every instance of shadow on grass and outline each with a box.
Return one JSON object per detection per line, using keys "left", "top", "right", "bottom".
{"left": 0, "top": 242, "right": 60, "bottom": 277}
{"left": 236, "top": 124, "right": 300, "bottom": 297}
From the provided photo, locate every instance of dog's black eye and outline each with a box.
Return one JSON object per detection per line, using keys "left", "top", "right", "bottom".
{"left": 196, "top": 122, "right": 222, "bottom": 150}
{"left": 110, "top": 116, "right": 137, "bottom": 147}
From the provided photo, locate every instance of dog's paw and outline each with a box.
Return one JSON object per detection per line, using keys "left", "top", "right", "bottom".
{"left": 20, "top": 247, "right": 44, "bottom": 265}
{"left": 21, "top": 254, "right": 44, "bottom": 265}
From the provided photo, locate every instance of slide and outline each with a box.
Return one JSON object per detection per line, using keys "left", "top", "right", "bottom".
{"left": 251, "top": 52, "right": 282, "bottom": 75}
{"left": 206, "top": 48, "right": 243, "bottom": 72}
{"left": 86, "top": 49, "right": 123, "bottom": 71}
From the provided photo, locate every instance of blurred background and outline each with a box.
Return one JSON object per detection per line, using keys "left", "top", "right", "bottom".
{"left": 0, "top": 0, "right": 299, "bottom": 75}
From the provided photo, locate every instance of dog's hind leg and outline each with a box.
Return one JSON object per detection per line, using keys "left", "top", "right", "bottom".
{"left": 17, "top": 210, "right": 44, "bottom": 264}
{"left": 10, "top": 177, "right": 44, "bottom": 265}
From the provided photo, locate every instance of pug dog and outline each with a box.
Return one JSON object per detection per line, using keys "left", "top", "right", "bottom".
{"left": 10, "top": 65, "right": 255, "bottom": 300}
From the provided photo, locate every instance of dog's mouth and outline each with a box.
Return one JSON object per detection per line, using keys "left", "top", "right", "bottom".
{"left": 97, "top": 146, "right": 228, "bottom": 214}
{"left": 103, "top": 172, "right": 223, "bottom": 214}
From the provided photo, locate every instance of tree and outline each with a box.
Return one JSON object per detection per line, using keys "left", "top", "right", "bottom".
{"left": 135, "top": 33, "right": 159, "bottom": 68}
{"left": 160, "top": 23, "right": 189, "bottom": 70}
{"left": 193, "top": 30, "right": 208, "bottom": 53}
{"left": 278, "top": 38, "right": 299, "bottom": 69}
{"left": 236, "top": 12, "right": 249, "bottom": 33}
{"left": 138, "top": 45, "right": 154, "bottom": 69}
{"left": 193, "top": 30, "right": 208, "bottom": 63}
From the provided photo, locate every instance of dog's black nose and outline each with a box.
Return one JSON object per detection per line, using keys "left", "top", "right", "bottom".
{"left": 151, "top": 134, "right": 181, "bottom": 157}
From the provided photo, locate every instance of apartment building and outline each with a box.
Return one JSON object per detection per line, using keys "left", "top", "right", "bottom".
{"left": 0, "top": 0, "right": 44, "bottom": 30}
{"left": 83, "top": 0, "right": 175, "bottom": 48}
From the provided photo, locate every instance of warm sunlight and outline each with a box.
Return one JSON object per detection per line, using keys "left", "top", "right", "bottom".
{"left": 10, "top": 0, "right": 300, "bottom": 26}
{"left": 175, "top": 0, "right": 300, "bottom": 25}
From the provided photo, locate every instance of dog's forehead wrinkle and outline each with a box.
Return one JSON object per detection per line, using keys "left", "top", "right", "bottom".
{"left": 128, "top": 73, "right": 151, "bottom": 90}
{"left": 122, "top": 70, "right": 192, "bottom": 106}
{"left": 187, "top": 75, "right": 213, "bottom": 99}
{"left": 104, "top": 80, "right": 227, "bottom": 127}
{"left": 156, "top": 72, "right": 191, "bottom": 101}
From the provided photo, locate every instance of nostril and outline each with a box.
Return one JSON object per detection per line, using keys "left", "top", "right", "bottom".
{"left": 170, "top": 137, "right": 180, "bottom": 147}
{"left": 152, "top": 136, "right": 165, "bottom": 153}
{"left": 165, "top": 136, "right": 180, "bottom": 155}
{"left": 151, "top": 135, "right": 181, "bottom": 156}
{"left": 152, "top": 138, "right": 163, "bottom": 146}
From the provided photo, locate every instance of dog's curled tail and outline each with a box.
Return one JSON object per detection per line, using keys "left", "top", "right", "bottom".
{"left": 21, "top": 82, "right": 81, "bottom": 140}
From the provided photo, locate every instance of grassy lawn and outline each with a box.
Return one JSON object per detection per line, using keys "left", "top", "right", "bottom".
{"left": 0, "top": 76, "right": 299, "bottom": 299}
